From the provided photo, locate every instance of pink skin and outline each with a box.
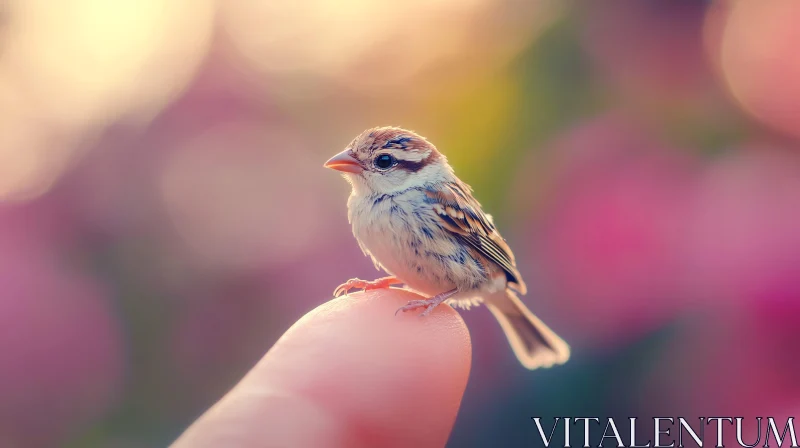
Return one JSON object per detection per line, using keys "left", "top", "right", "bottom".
{"left": 172, "top": 289, "right": 472, "bottom": 448}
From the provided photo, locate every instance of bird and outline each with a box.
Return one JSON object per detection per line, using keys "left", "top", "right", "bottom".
{"left": 324, "top": 126, "right": 570, "bottom": 370}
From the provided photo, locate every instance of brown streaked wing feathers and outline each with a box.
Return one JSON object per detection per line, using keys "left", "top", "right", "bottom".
{"left": 425, "top": 181, "right": 527, "bottom": 294}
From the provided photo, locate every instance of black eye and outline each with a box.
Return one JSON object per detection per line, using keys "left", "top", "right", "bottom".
{"left": 374, "top": 154, "right": 395, "bottom": 170}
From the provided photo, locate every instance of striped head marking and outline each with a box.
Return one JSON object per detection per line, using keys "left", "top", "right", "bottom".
{"left": 339, "top": 126, "right": 450, "bottom": 194}
{"left": 351, "top": 126, "right": 441, "bottom": 172}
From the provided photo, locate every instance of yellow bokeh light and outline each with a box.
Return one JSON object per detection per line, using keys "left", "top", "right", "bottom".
{"left": 3, "top": 0, "right": 215, "bottom": 129}
{"left": 0, "top": 75, "right": 83, "bottom": 202}
{"left": 716, "top": 0, "right": 800, "bottom": 139}
{"left": 0, "top": 0, "right": 215, "bottom": 201}
{"left": 221, "top": 0, "right": 558, "bottom": 93}
{"left": 0, "top": 123, "right": 82, "bottom": 203}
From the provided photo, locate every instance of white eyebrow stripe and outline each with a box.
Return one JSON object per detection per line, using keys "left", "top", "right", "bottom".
{"left": 392, "top": 148, "right": 431, "bottom": 163}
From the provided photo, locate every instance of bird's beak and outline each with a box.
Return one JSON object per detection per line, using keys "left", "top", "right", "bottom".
{"left": 324, "top": 150, "right": 363, "bottom": 174}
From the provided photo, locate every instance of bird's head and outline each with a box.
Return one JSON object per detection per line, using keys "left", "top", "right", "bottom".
{"left": 324, "top": 127, "right": 450, "bottom": 195}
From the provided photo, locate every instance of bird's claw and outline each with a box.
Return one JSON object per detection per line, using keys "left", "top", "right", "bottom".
{"left": 394, "top": 289, "right": 457, "bottom": 316}
{"left": 334, "top": 278, "right": 365, "bottom": 297}
{"left": 333, "top": 277, "right": 397, "bottom": 297}
{"left": 394, "top": 299, "right": 437, "bottom": 316}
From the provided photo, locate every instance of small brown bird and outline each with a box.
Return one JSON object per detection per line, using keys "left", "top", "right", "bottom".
{"left": 325, "top": 127, "right": 570, "bottom": 369}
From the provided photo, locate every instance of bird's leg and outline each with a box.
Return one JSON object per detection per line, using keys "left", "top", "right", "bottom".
{"left": 395, "top": 288, "right": 459, "bottom": 317}
{"left": 333, "top": 276, "right": 403, "bottom": 297}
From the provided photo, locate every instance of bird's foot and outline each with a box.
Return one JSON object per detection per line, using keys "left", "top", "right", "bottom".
{"left": 395, "top": 289, "right": 459, "bottom": 317}
{"left": 333, "top": 276, "right": 401, "bottom": 297}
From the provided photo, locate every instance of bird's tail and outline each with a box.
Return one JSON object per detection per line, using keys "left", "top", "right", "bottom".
{"left": 485, "top": 289, "right": 570, "bottom": 370}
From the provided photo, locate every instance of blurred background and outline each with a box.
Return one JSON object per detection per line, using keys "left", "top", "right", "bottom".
{"left": 1, "top": 0, "right": 799, "bottom": 446}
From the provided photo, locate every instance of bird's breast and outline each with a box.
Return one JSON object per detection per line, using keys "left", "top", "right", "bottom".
{"left": 348, "top": 191, "right": 490, "bottom": 296}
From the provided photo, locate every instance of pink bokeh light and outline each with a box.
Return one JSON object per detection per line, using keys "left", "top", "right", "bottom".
{"left": 526, "top": 116, "right": 700, "bottom": 348}
{"left": 0, "top": 229, "right": 125, "bottom": 446}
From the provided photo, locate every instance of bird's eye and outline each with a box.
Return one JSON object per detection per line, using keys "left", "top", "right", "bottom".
{"left": 373, "top": 154, "right": 396, "bottom": 170}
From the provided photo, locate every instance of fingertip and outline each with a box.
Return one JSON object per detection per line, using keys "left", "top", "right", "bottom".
{"left": 234, "top": 289, "right": 472, "bottom": 448}
{"left": 173, "top": 290, "right": 472, "bottom": 448}
{"left": 277, "top": 289, "right": 472, "bottom": 447}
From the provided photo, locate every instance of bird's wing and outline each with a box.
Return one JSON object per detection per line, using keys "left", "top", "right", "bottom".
{"left": 424, "top": 181, "right": 527, "bottom": 294}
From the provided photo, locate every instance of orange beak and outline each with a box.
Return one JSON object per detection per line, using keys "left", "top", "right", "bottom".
{"left": 324, "top": 150, "right": 363, "bottom": 174}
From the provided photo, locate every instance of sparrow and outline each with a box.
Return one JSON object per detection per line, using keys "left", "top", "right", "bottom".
{"left": 324, "top": 126, "right": 570, "bottom": 370}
